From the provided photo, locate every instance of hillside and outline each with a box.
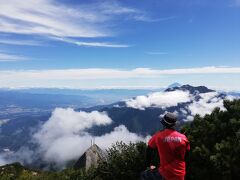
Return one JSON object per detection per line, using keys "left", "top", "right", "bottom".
{"left": 0, "top": 84, "right": 238, "bottom": 172}
{"left": 87, "top": 84, "right": 227, "bottom": 135}
{"left": 0, "top": 99, "right": 240, "bottom": 179}
{"left": 0, "top": 162, "right": 41, "bottom": 179}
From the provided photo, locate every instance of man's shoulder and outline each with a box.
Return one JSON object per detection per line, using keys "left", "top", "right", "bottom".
{"left": 153, "top": 129, "right": 188, "bottom": 138}
{"left": 150, "top": 130, "right": 164, "bottom": 139}
{"left": 175, "top": 132, "right": 190, "bottom": 143}
{"left": 163, "top": 130, "right": 189, "bottom": 141}
{"left": 173, "top": 130, "right": 188, "bottom": 137}
{"left": 154, "top": 129, "right": 165, "bottom": 135}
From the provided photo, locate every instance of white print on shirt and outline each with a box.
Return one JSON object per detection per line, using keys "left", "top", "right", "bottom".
{"left": 164, "top": 136, "right": 182, "bottom": 143}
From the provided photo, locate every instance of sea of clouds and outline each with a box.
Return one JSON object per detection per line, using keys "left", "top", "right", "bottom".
{"left": 33, "top": 108, "right": 146, "bottom": 165}
{"left": 0, "top": 108, "right": 146, "bottom": 168}
{"left": 125, "top": 90, "right": 236, "bottom": 121}
{"left": 126, "top": 90, "right": 192, "bottom": 110}
{"left": 0, "top": 89, "right": 238, "bottom": 167}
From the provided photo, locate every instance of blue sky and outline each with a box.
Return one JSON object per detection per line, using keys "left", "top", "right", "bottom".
{"left": 0, "top": 0, "right": 240, "bottom": 90}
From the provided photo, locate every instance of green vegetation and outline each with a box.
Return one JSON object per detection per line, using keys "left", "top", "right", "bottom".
{"left": 1, "top": 99, "right": 240, "bottom": 180}
{"left": 0, "top": 142, "right": 147, "bottom": 180}
{"left": 86, "top": 141, "right": 147, "bottom": 180}
{"left": 182, "top": 99, "right": 240, "bottom": 180}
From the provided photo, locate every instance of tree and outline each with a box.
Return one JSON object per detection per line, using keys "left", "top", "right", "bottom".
{"left": 182, "top": 99, "right": 240, "bottom": 180}
{"left": 2, "top": 99, "right": 240, "bottom": 180}
{"left": 88, "top": 141, "right": 147, "bottom": 180}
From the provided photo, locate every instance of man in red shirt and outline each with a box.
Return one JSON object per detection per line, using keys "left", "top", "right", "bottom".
{"left": 141, "top": 113, "right": 190, "bottom": 180}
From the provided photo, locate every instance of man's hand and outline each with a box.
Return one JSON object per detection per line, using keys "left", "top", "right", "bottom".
{"left": 150, "top": 165, "right": 156, "bottom": 170}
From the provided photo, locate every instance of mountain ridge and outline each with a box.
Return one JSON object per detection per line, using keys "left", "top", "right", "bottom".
{"left": 0, "top": 84, "right": 235, "bottom": 171}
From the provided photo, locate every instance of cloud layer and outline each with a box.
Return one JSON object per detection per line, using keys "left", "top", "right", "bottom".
{"left": 0, "top": 119, "right": 10, "bottom": 127}
{"left": 0, "top": 0, "right": 148, "bottom": 47}
{"left": 0, "top": 154, "right": 8, "bottom": 166}
{"left": 125, "top": 89, "right": 234, "bottom": 120}
{"left": 0, "top": 52, "right": 27, "bottom": 61}
{"left": 188, "top": 92, "right": 225, "bottom": 117}
{"left": 1, "top": 67, "right": 240, "bottom": 80}
{"left": 0, "top": 66, "right": 240, "bottom": 87}
{"left": 0, "top": 0, "right": 106, "bottom": 38}
{"left": 126, "top": 90, "right": 192, "bottom": 110}
{"left": 1, "top": 89, "right": 238, "bottom": 167}
{"left": 0, "top": 39, "right": 43, "bottom": 46}
{"left": 32, "top": 108, "right": 144, "bottom": 165}
{"left": 0, "top": 67, "right": 239, "bottom": 90}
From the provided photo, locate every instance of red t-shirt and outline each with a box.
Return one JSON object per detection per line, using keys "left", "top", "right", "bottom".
{"left": 148, "top": 129, "right": 190, "bottom": 180}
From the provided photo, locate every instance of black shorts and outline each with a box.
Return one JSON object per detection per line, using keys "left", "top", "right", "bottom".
{"left": 140, "top": 168, "right": 164, "bottom": 180}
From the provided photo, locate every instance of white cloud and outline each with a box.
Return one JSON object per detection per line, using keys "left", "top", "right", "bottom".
{"left": 33, "top": 108, "right": 112, "bottom": 164}
{"left": 0, "top": 149, "right": 13, "bottom": 166}
{"left": 0, "top": 0, "right": 146, "bottom": 47}
{"left": 126, "top": 89, "right": 236, "bottom": 119}
{"left": 146, "top": 67, "right": 240, "bottom": 74}
{"left": 98, "top": 1, "right": 160, "bottom": 22}
{"left": 0, "top": 39, "right": 43, "bottom": 46}
{"left": 0, "top": 0, "right": 106, "bottom": 38}
{"left": 71, "top": 41, "right": 129, "bottom": 48}
{"left": 180, "top": 108, "right": 188, "bottom": 115}
{"left": 53, "top": 37, "right": 129, "bottom": 48}
{"left": 0, "top": 119, "right": 10, "bottom": 127}
{"left": 36, "top": 125, "right": 145, "bottom": 165}
{"left": 188, "top": 92, "right": 225, "bottom": 117}
{"left": 126, "top": 90, "right": 192, "bottom": 110}
{"left": 0, "top": 154, "right": 8, "bottom": 166}
{"left": 0, "top": 52, "right": 27, "bottom": 61}
{"left": 11, "top": 147, "right": 35, "bottom": 165}
{"left": 32, "top": 108, "right": 145, "bottom": 165}
{"left": 0, "top": 67, "right": 239, "bottom": 89}
{"left": 34, "top": 108, "right": 112, "bottom": 147}
{"left": 99, "top": 1, "right": 138, "bottom": 15}
{"left": 226, "top": 95, "right": 240, "bottom": 101}
{"left": 95, "top": 125, "right": 146, "bottom": 149}
{"left": 1, "top": 66, "right": 240, "bottom": 80}
{"left": 184, "top": 115, "right": 194, "bottom": 122}
{"left": 134, "top": 15, "right": 177, "bottom": 22}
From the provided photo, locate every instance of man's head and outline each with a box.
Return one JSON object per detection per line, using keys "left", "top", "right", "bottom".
{"left": 161, "top": 113, "right": 177, "bottom": 128}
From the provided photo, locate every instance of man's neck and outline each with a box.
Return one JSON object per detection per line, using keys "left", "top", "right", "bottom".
{"left": 164, "top": 126, "right": 175, "bottom": 130}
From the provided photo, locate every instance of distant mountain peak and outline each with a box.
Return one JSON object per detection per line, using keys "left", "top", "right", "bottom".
{"left": 167, "top": 82, "right": 181, "bottom": 89}
{"left": 165, "top": 84, "right": 215, "bottom": 94}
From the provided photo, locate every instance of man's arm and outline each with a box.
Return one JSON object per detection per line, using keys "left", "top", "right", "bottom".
{"left": 145, "top": 146, "right": 155, "bottom": 168}
{"left": 185, "top": 140, "right": 190, "bottom": 159}
{"left": 185, "top": 150, "right": 189, "bottom": 161}
{"left": 185, "top": 141, "right": 190, "bottom": 171}
{"left": 146, "top": 134, "right": 158, "bottom": 169}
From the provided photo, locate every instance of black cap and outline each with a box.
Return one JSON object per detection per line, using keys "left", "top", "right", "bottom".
{"left": 161, "top": 113, "right": 177, "bottom": 127}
